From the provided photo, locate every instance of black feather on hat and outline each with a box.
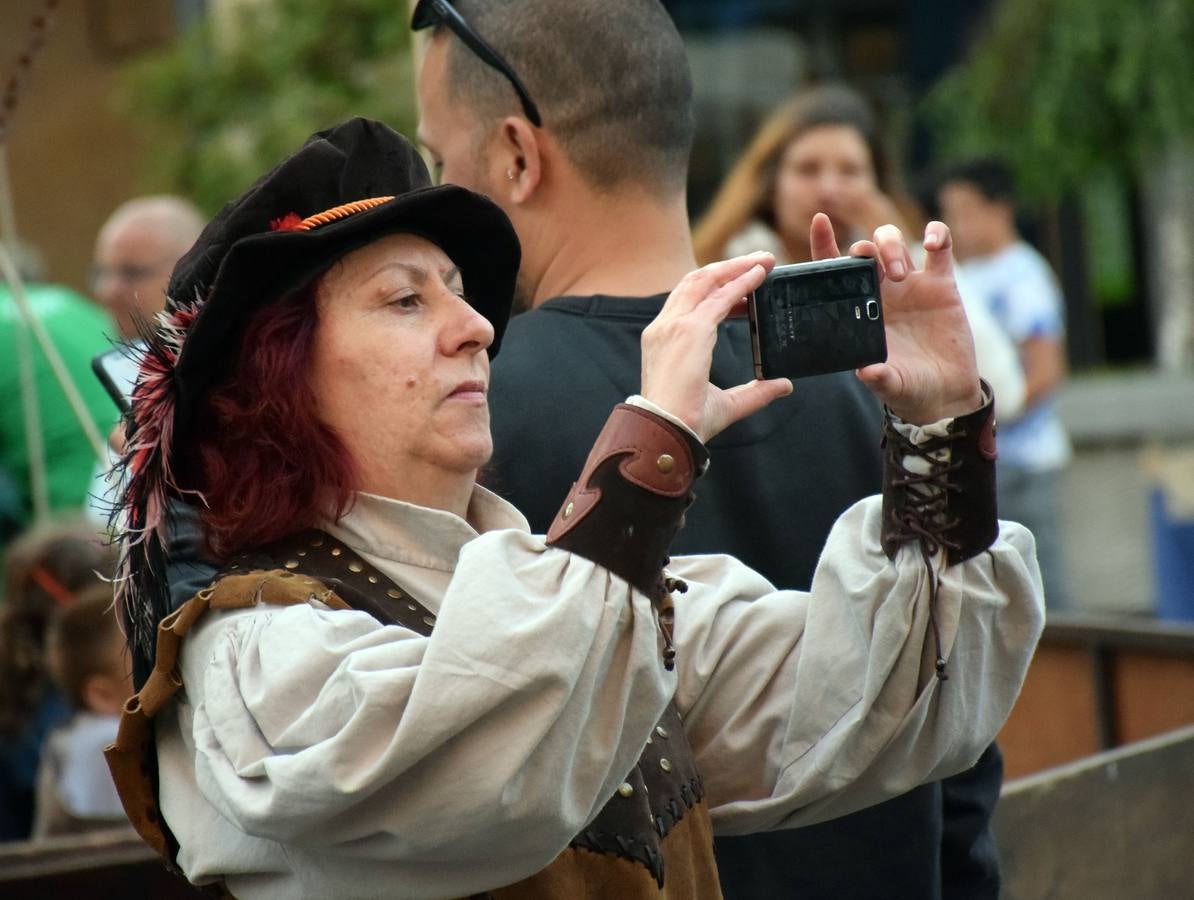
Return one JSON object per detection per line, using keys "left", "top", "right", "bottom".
{"left": 113, "top": 118, "right": 520, "bottom": 684}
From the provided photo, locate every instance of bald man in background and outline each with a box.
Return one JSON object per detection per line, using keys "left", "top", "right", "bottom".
{"left": 91, "top": 196, "right": 204, "bottom": 338}
{"left": 85, "top": 196, "right": 204, "bottom": 521}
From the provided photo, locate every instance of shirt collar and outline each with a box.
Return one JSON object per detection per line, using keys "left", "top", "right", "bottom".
{"left": 325, "top": 484, "right": 529, "bottom": 573}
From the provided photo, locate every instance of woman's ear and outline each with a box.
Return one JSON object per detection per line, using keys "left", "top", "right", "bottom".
{"left": 498, "top": 116, "right": 542, "bottom": 205}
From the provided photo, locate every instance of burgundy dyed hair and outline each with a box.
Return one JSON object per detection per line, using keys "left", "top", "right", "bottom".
{"left": 188, "top": 280, "right": 356, "bottom": 559}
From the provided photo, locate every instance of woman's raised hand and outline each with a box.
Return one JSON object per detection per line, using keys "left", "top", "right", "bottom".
{"left": 641, "top": 251, "right": 793, "bottom": 442}
{"left": 809, "top": 213, "right": 983, "bottom": 424}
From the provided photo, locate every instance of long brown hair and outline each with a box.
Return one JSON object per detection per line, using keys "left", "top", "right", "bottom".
{"left": 188, "top": 280, "right": 356, "bottom": 561}
{"left": 693, "top": 85, "right": 892, "bottom": 265}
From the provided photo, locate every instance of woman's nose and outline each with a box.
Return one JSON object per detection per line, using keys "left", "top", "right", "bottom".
{"left": 441, "top": 292, "right": 494, "bottom": 355}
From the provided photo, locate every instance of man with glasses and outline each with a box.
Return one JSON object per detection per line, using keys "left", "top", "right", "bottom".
{"left": 91, "top": 195, "right": 204, "bottom": 339}
{"left": 413, "top": 2, "right": 1004, "bottom": 898}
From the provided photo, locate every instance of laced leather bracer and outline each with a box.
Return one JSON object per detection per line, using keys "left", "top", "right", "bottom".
{"left": 879, "top": 384, "right": 999, "bottom": 677}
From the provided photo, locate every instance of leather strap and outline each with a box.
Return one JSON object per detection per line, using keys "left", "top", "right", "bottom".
{"left": 546, "top": 404, "right": 708, "bottom": 604}
{"left": 105, "top": 530, "right": 433, "bottom": 871}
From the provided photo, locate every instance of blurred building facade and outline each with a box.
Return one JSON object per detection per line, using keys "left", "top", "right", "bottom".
{"left": 0, "top": 1, "right": 190, "bottom": 293}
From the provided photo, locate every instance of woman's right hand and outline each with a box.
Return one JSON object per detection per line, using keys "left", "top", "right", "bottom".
{"left": 641, "top": 252, "right": 793, "bottom": 443}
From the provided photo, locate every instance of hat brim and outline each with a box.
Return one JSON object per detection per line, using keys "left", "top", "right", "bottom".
{"left": 171, "top": 182, "right": 519, "bottom": 442}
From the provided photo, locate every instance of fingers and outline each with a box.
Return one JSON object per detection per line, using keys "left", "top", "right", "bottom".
{"left": 809, "top": 213, "right": 840, "bottom": 261}
{"left": 849, "top": 239, "right": 878, "bottom": 261}
{"left": 667, "top": 252, "right": 775, "bottom": 315}
{"left": 872, "top": 224, "right": 915, "bottom": 281}
{"left": 697, "top": 261, "right": 769, "bottom": 325}
{"left": 922, "top": 221, "right": 955, "bottom": 277}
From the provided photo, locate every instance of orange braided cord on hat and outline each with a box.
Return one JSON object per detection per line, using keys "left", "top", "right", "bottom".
{"left": 297, "top": 196, "right": 395, "bottom": 231}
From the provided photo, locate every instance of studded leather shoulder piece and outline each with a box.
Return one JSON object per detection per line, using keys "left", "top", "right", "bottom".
{"left": 105, "top": 529, "right": 430, "bottom": 873}
{"left": 546, "top": 404, "right": 708, "bottom": 604}
{"left": 225, "top": 529, "right": 438, "bottom": 633}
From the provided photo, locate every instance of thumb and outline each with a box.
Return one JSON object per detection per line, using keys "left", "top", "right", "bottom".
{"left": 856, "top": 363, "right": 901, "bottom": 404}
{"left": 715, "top": 379, "right": 793, "bottom": 434}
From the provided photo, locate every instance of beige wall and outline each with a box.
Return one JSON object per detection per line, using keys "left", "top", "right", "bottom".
{"left": 1, "top": 1, "right": 177, "bottom": 293}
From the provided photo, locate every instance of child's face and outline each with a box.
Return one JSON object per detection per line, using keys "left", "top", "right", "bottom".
{"left": 82, "top": 632, "right": 134, "bottom": 716}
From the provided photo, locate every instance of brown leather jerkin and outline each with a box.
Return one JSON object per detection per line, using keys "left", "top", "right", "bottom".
{"left": 105, "top": 528, "right": 721, "bottom": 898}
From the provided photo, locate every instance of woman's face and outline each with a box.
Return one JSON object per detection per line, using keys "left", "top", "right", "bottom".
{"left": 310, "top": 233, "right": 495, "bottom": 499}
{"left": 772, "top": 124, "right": 877, "bottom": 246}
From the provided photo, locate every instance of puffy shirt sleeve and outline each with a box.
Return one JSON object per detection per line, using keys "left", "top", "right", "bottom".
{"left": 177, "top": 529, "right": 673, "bottom": 892}
{"left": 669, "top": 495, "right": 1044, "bottom": 835}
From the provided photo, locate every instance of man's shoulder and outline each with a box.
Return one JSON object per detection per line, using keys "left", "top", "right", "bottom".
{"left": 493, "top": 294, "right": 659, "bottom": 381}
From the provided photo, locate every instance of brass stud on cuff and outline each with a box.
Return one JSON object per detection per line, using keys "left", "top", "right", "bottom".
{"left": 331, "top": 548, "right": 342, "bottom": 557}
{"left": 563, "top": 500, "right": 574, "bottom": 519}
{"left": 659, "top": 758, "right": 672, "bottom": 773}
{"left": 387, "top": 588, "right": 402, "bottom": 599}
{"left": 284, "top": 560, "right": 299, "bottom": 570}
{"left": 348, "top": 561, "right": 363, "bottom": 573}
{"left": 617, "top": 782, "right": 634, "bottom": 798}
{"left": 656, "top": 453, "right": 675, "bottom": 474}
{"left": 655, "top": 725, "right": 669, "bottom": 739}
{"left": 422, "top": 615, "right": 436, "bottom": 628}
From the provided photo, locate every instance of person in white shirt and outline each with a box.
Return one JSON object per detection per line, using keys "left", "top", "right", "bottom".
{"left": 105, "top": 118, "right": 1044, "bottom": 899}
{"left": 938, "top": 159, "right": 1072, "bottom": 609}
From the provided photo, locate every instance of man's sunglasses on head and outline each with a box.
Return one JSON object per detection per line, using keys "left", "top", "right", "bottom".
{"left": 411, "top": 0, "right": 543, "bottom": 127}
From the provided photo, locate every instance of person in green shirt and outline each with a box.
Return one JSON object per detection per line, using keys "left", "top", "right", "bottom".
{"left": 0, "top": 281, "right": 118, "bottom": 525}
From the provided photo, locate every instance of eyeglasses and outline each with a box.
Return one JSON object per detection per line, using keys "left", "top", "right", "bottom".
{"left": 411, "top": 0, "right": 543, "bottom": 127}
{"left": 90, "top": 261, "right": 169, "bottom": 289}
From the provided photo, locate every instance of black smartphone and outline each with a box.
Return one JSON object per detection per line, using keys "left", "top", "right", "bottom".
{"left": 747, "top": 256, "right": 886, "bottom": 380}
{"left": 91, "top": 342, "right": 144, "bottom": 414}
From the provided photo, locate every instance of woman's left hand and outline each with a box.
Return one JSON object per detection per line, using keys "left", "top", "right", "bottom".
{"left": 810, "top": 213, "right": 983, "bottom": 424}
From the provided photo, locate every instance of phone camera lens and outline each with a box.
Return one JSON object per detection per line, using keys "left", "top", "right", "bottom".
{"left": 866, "top": 299, "right": 880, "bottom": 321}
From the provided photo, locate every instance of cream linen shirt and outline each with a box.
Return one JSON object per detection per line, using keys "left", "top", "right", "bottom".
{"left": 156, "top": 412, "right": 1044, "bottom": 900}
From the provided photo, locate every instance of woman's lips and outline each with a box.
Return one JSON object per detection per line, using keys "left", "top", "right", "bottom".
{"left": 449, "top": 380, "right": 487, "bottom": 401}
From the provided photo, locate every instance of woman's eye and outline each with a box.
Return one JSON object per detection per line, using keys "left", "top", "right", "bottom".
{"left": 391, "top": 293, "right": 420, "bottom": 310}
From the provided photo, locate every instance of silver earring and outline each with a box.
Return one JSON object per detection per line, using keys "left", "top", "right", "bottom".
{"left": 506, "top": 168, "right": 516, "bottom": 181}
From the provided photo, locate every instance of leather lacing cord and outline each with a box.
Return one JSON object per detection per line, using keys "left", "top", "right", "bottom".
{"left": 883, "top": 423, "right": 969, "bottom": 681}
{"left": 659, "top": 570, "right": 688, "bottom": 671}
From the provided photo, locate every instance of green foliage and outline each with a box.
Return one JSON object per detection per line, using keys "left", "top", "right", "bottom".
{"left": 119, "top": 0, "right": 417, "bottom": 214}
{"left": 925, "top": 0, "right": 1194, "bottom": 201}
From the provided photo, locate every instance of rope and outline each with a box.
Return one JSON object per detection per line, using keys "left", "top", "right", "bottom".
{"left": 0, "top": 0, "right": 104, "bottom": 525}
{"left": 298, "top": 196, "right": 394, "bottom": 230}
{"left": 0, "top": 239, "right": 108, "bottom": 465}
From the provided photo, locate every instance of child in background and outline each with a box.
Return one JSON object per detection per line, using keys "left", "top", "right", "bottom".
{"left": 0, "top": 519, "right": 117, "bottom": 840}
{"left": 32, "top": 583, "right": 133, "bottom": 837}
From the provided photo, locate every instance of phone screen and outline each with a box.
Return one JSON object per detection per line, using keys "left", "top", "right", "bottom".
{"left": 91, "top": 342, "right": 144, "bottom": 414}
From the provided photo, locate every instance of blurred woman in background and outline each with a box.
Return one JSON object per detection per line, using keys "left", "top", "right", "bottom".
{"left": 694, "top": 84, "right": 1025, "bottom": 418}
{"left": 694, "top": 85, "right": 912, "bottom": 267}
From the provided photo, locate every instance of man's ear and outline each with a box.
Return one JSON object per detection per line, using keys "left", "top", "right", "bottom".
{"left": 498, "top": 116, "right": 543, "bottom": 205}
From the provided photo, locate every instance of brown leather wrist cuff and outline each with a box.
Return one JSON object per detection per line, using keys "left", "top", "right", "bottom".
{"left": 880, "top": 382, "right": 999, "bottom": 565}
{"left": 546, "top": 403, "right": 708, "bottom": 601}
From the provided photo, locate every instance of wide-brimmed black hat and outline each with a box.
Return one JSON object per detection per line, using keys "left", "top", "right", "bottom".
{"left": 115, "top": 117, "right": 519, "bottom": 679}
{"left": 166, "top": 116, "right": 519, "bottom": 439}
